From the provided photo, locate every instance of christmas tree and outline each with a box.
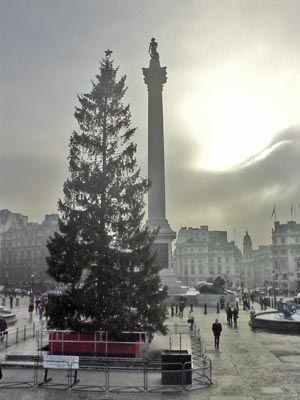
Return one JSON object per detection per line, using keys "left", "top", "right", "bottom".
{"left": 46, "top": 50, "right": 167, "bottom": 335}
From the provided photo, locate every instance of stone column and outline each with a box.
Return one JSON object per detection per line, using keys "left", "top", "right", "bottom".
{"left": 143, "top": 39, "right": 176, "bottom": 271}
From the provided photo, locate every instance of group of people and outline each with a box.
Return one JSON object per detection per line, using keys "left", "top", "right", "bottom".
{"left": 170, "top": 301, "right": 187, "bottom": 318}
{"left": 212, "top": 305, "right": 238, "bottom": 348}
{"left": 225, "top": 303, "right": 239, "bottom": 327}
{"left": 241, "top": 293, "right": 251, "bottom": 310}
{"left": 170, "top": 302, "right": 197, "bottom": 330}
{"left": 28, "top": 296, "right": 46, "bottom": 321}
{"left": 212, "top": 304, "right": 239, "bottom": 348}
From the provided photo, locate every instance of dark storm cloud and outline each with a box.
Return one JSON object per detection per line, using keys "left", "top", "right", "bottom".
{"left": 166, "top": 126, "right": 300, "bottom": 247}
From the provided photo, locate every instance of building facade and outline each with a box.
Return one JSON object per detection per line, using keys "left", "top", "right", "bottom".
{"left": 242, "top": 230, "right": 273, "bottom": 292}
{"left": 174, "top": 226, "right": 242, "bottom": 289}
{"left": 271, "top": 220, "right": 300, "bottom": 296}
{"left": 0, "top": 213, "right": 59, "bottom": 292}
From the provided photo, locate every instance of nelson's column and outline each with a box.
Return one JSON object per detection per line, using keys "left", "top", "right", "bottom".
{"left": 143, "top": 38, "right": 182, "bottom": 293}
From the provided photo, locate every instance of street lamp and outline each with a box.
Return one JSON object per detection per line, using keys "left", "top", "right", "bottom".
{"left": 5, "top": 271, "right": 9, "bottom": 297}
{"left": 31, "top": 272, "right": 36, "bottom": 296}
{"left": 273, "top": 270, "right": 277, "bottom": 309}
{"left": 185, "top": 265, "right": 189, "bottom": 288}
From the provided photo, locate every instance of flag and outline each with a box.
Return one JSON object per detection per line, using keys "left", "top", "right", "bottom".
{"left": 270, "top": 204, "right": 276, "bottom": 220}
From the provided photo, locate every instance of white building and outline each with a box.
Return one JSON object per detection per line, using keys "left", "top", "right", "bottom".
{"left": 242, "top": 230, "right": 273, "bottom": 291}
{"left": 174, "top": 226, "right": 242, "bottom": 289}
{"left": 272, "top": 220, "right": 300, "bottom": 296}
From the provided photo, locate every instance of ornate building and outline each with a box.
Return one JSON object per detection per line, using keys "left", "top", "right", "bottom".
{"left": 242, "top": 230, "right": 273, "bottom": 292}
{"left": 271, "top": 220, "right": 300, "bottom": 296}
{"left": 174, "top": 226, "right": 242, "bottom": 289}
{"left": 0, "top": 213, "right": 59, "bottom": 292}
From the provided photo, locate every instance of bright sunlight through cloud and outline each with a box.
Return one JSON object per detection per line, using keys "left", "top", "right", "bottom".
{"left": 180, "top": 58, "right": 299, "bottom": 171}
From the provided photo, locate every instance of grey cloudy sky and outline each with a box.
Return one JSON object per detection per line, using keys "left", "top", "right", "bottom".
{"left": 1, "top": 0, "right": 300, "bottom": 249}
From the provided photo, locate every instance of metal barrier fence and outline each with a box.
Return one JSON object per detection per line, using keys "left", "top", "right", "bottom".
{"left": 165, "top": 321, "right": 199, "bottom": 335}
{"left": 0, "top": 357, "right": 212, "bottom": 392}
{"left": 0, "top": 321, "right": 44, "bottom": 348}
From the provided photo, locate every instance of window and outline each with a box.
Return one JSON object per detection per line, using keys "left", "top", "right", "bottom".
{"left": 217, "top": 257, "right": 221, "bottom": 263}
{"left": 198, "top": 266, "right": 203, "bottom": 274}
{"left": 226, "top": 257, "right": 229, "bottom": 263}
{"left": 191, "top": 265, "right": 195, "bottom": 274}
{"left": 281, "top": 237, "right": 285, "bottom": 245}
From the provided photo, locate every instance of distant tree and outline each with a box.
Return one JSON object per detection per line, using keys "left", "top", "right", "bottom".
{"left": 46, "top": 51, "right": 167, "bottom": 335}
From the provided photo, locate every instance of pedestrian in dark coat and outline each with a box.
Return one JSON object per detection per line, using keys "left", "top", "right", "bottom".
{"left": 212, "top": 318, "right": 222, "bottom": 348}
{"left": 227, "top": 306, "right": 233, "bottom": 326}
{"left": 170, "top": 303, "right": 175, "bottom": 317}
{"left": 9, "top": 295, "right": 13, "bottom": 309}
{"left": 232, "top": 307, "right": 239, "bottom": 327}
{"left": 28, "top": 302, "right": 34, "bottom": 321}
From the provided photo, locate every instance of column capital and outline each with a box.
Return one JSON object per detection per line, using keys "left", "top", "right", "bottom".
{"left": 142, "top": 63, "right": 167, "bottom": 87}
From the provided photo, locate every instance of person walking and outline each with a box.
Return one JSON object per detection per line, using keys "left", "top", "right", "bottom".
{"left": 250, "top": 305, "right": 256, "bottom": 319}
{"left": 232, "top": 307, "right": 239, "bottom": 327}
{"left": 179, "top": 302, "right": 184, "bottom": 318}
{"left": 38, "top": 302, "right": 45, "bottom": 321}
{"left": 28, "top": 301, "right": 34, "bottom": 322}
{"left": 170, "top": 303, "right": 175, "bottom": 317}
{"left": 175, "top": 303, "right": 178, "bottom": 316}
{"left": 212, "top": 318, "right": 222, "bottom": 348}
{"left": 227, "top": 306, "right": 233, "bottom": 326}
{"left": 9, "top": 294, "right": 13, "bottom": 309}
{"left": 188, "top": 312, "right": 195, "bottom": 330}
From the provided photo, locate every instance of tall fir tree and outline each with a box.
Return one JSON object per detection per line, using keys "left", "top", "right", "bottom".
{"left": 46, "top": 51, "right": 167, "bottom": 335}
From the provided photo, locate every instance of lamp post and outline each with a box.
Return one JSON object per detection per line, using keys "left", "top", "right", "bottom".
{"left": 31, "top": 272, "right": 36, "bottom": 297}
{"left": 273, "top": 270, "right": 277, "bottom": 309}
{"left": 5, "top": 271, "right": 9, "bottom": 297}
{"left": 185, "top": 265, "right": 189, "bottom": 288}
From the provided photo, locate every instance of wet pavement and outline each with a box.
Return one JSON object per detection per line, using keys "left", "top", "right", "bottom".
{"left": 1, "top": 298, "right": 300, "bottom": 399}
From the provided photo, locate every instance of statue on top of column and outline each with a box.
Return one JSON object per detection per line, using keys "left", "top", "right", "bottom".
{"left": 148, "top": 38, "right": 159, "bottom": 60}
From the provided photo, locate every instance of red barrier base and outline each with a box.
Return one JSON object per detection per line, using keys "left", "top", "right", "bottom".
{"left": 48, "top": 331, "right": 145, "bottom": 357}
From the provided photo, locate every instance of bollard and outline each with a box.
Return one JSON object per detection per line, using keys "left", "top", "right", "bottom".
{"left": 217, "top": 303, "right": 220, "bottom": 313}
{"left": 204, "top": 303, "right": 207, "bottom": 315}
{"left": 2, "top": 298, "right": 5, "bottom": 306}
